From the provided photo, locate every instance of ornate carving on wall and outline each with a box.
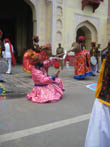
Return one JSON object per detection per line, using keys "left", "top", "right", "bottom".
{"left": 46, "top": 0, "right": 52, "bottom": 3}
{"left": 74, "top": 13, "right": 100, "bottom": 31}
{"left": 57, "top": 19, "right": 63, "bottom": 29}
{"left": 56, "top": 31, "right": 62, "bottom": 41}
{"left": 82, "top": 0, "right": 104, "bottom": 12}
{"left": 74, "top": 13, "right": 100, "bottom": 42}
{"left": 57, "top": 0, "right": 63, "bottom": 4}
{"left": 57, "top": 6, "right": 63, "bottom": 16}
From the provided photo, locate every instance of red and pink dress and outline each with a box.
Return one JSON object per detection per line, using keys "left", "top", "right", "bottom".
{"left": 74, "top": 50, "right": 92, "bottom": 79}
{"left": 27, "top": 66, "right": 64, "bottom": 103}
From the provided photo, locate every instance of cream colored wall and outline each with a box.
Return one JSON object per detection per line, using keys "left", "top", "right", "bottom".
{"left": 30, "top": 0, "right": 109, "bottom": 52}
{"left": 62, "top": 0, "right": 108, "bottom": 51}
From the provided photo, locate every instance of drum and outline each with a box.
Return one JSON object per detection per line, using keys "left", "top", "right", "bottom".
{"left": 0, "top": 58, "right": 8, "bottom": 73}
{"left": 90, "top": 56, "right": 97, "bottom": 66}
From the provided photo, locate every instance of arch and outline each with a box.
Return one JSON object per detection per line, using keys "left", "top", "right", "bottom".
{"left": 76, "top": 20, "right": 98, "bottom": 49}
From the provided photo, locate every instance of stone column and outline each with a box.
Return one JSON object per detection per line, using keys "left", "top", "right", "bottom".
{"left": 47, "top": 0, "right": 56, "bottom": 55}
{"left": 51, "top": 0, "right": 56, "bottom": 55}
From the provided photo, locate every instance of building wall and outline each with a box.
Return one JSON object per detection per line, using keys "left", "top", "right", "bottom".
{"left": 62, "top": 0, "right": 108, "bottom": 51}
{"left": 30, "top": 0, "right": 109, "bottom": 53}
{"left": 107, "top": 0, "right": 110, "bottom": 41}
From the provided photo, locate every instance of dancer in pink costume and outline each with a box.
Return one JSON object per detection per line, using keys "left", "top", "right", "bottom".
{"left": 27, "top": 54, "right": 64, "bottom": 103}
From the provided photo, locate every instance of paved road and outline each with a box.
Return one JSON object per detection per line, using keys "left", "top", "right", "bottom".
{"left": 0, "top": 65, "right": 98, "bottom": 147}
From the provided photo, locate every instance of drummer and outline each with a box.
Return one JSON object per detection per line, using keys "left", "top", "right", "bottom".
{"left": 90, "top": 42, "right": 97, "bottom": 76}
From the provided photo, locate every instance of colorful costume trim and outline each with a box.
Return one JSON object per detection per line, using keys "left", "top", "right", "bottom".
{"left": 95, "top": 59, "right": 110, "bottom": 106}
{"left": 22, "top": 49, "right": 40, "bottom": 74}
{"left": 73, "top": 50, "right": 92, "bottom": 79}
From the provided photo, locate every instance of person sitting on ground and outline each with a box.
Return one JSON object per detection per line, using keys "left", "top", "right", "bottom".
{"left": 27, "top": 54, "right": 64, "bottom": 103}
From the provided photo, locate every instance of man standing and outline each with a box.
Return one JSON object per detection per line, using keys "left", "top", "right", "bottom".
{"left": 56, "top": 43, "right": 64, "bottom": 70}
{"left": 90, "top": 42, "right": 97, "bottom": 76}
{"left": 95, "top": 44, "right": 101, "bottom": 72}
{"left": 3, "top": 38, "right": 16, "bottom": 74}
{"left": 32, "top": 35, "right": 41, "bottom": 53}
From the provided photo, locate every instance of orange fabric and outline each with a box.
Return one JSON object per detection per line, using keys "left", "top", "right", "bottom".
{"left": 74, "top": 51, "right": 85, "bottom": 76}
{"left": 95, "top": 59, "right": 106, "bottom": 98}
{"left": 95, "top": 59, "right": 110, "bottom": 106}
{"left": 40, "top": 50, "right": 49, "bottom": 61}
{"left": 23, "top": 49, "right": 40, "bottom": 74}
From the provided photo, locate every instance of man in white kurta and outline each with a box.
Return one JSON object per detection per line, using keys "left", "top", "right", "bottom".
{"left": 3, "top": 41, "right": 14, "bottom": 74}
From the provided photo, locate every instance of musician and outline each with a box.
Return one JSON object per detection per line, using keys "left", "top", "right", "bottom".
{"left": 90, "top": 42, "right": 97, "bottom": 76}
{"left": 40, "top": 43, "right": 53, "bottom": 74}
{"left": 72, "top": 42, "right": 91, "bottom": 79}
{"left": 78, "top": 36, "right": 86, "bottom": 50}
{"left": 95, "top": 44, "right": 101, "bottom": 72}
{"left": 40, "top": 43, "right": 51, "bottom": 61}
{"left": 56, "top": 43, "right": 64, "bottom": 69}
{"left": 23, "top": 35, "right": 41, "bottom": 74}
{"left": 23, "top": 36, "right": 52, "bottom": 74}
{"left": 32, "top": 35, "right": 41, "bottom": 53}
{"left": 3, "top": 38, "right": 16, "bottom": 74}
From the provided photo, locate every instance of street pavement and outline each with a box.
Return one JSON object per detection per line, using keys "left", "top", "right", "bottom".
{"left": 0, "top": 65, "right": 98, "bottom": 147}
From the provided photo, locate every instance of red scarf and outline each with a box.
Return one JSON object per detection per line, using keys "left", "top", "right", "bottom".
{"left": 4, "top": 38, "right": 16, "bottom": 66}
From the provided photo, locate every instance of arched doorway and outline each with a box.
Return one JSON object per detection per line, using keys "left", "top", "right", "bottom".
{"left": 0, "top": 0, "right": 35, "bottom": 63}
{"left": 76, "top": 21, "right": 98, "bottom": 50}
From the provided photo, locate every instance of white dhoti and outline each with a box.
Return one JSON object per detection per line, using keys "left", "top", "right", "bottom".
{"left": 6, "top": 58, "right": 11, "bottom": 74}
{"left": 3, "top": 42, "right": 14, "bottom": 74}
{"left": 85, "top": 99, "right": 110, "bottom": 147}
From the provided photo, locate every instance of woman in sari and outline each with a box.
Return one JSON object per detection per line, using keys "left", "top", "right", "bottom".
{"left": 27, "top": 54, "right": 64, "bottom": 103}
{"left": 78, "top": 36, "right": 92, "bottom": 76}
{"left": 72, "top": 42, "right": 91, "bottom": 79}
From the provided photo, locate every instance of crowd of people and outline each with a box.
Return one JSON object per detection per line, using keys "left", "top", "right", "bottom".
{"left": 22, "top": 35, "right": 110, "bottom": 146}
{"left": 1, "top": 29, "right": 110, "bottom": 146}
{"left": 22, "top": 35, "right": 65, "bottom": 103}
